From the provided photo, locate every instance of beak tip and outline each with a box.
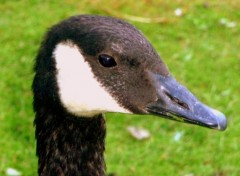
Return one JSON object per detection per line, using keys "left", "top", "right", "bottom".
{"left": 217, "top": 115, "right": 227, "bottom": 131}
{"left": 210, "top": 108, "right": 227, "bottom": 131}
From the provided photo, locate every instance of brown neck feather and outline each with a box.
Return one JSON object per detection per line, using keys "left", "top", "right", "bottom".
{"left": 34, "top": 106, "right": 106, "bottom": 176}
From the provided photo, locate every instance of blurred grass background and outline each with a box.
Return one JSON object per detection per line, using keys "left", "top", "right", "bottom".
{"left": 0, "top": 0, "right": 239, "bottom": 175}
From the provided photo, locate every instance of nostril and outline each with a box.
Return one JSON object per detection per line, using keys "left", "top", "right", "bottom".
{"left": 177, "top": 100, "right": 190, "bottom": 110}
{"left": 164, "top": 91, "right": 190, "bottom": 110}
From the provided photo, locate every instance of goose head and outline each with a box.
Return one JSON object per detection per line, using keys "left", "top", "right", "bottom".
{"left": 38, "top": 15, "right": 227, "bottom": 130}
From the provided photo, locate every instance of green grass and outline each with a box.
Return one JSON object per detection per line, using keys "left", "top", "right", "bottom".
{"left": 0, "top": 0, "right": 239, "bottom": 175}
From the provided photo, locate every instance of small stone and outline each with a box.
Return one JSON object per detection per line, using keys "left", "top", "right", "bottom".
{"left": 173, "top": 131, "right": 184, "bottom": 142}
{"left": 219, "top": 18, "right": 237, "bottom": 28}
{"left": 6, "top": 168, "right": 22, "bottom": 176}
{"left": 174, "top": 8, "right": 183, "bottom": 17}
{"left": 127, "top": 126, "right": 150, "bottom": 140}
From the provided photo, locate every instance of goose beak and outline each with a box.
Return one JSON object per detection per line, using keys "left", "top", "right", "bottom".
{"left": 146, "top": 72, "right": 227, "bottom": 131}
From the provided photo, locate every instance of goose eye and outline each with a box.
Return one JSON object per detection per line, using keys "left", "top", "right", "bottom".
{"left": 98, "top": 54, "right": 117, "bottom": 67}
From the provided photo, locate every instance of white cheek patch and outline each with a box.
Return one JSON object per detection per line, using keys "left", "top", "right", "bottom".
{"left": 54, "top": 42, "right": 130, "bottom": 117}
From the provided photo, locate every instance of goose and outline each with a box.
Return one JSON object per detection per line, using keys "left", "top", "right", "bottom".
{"left": 32, "top": 15, "right": 227, "bottom": 176}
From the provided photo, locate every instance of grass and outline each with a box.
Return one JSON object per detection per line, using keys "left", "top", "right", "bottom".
{"left": 0, "top": 0, "right": 239, "bottom": 175}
